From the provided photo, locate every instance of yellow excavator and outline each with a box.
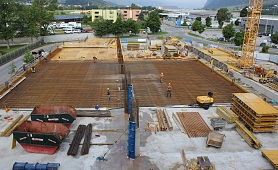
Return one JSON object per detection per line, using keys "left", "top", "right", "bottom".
{"left": 196, "top": 92, "right": 214, "bottom": 110}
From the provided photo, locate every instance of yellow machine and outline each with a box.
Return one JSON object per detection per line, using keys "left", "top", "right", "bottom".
{"left": 196, "top": 92, "right": 214, "bottom": 110}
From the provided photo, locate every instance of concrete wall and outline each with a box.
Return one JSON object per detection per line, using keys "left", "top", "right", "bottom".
{"left": 230, "top": 69, "right": 278, "bottom": 102}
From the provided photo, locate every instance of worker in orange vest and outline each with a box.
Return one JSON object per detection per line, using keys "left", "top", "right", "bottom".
{"left": 160, "top": 72, "right": 164, "bottom": 83}
{"left": 167, "top": 83, "right": 172, "bottom": 97}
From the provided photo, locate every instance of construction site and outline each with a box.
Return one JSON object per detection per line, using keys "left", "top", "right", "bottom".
{"left": 1, "top": 1, "right": 278, "bottom": 169}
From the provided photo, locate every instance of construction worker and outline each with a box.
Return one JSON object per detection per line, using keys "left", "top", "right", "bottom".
{"left": 167, "top": 83, "right": 172, "bottom": 97}
{"left": 107, "top": 88, "right": 110, "bottom": 102}
{"left": 31, "top": 66, "right": 36, "bottom": 73}
{"left": 160, "top": 72, "right": 164, "bottom": 83}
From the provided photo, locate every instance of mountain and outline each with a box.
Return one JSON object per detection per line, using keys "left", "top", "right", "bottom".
{"left": 203, "top": 0, "right": 277, "bottom": 9}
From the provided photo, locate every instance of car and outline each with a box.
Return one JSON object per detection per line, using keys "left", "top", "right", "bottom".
{"left": 85, "top": 29, "right": 93, "bottom": 33}
{"left": 65, "top": 30, "right": 74, "bottom": 34}
{"left": 260, "top": 42, "right": 266, "bottom": 46}
{"left": 218, "top": 37, "right": 225, "bottom": 41}
{"left": 73, "top": 29, "right": 81, "bottom": 33}
{"left": 81, "top": 29, "right": 86, "bottom": 33}
{"left": 258, "top": 32, "right": 263, "bottom": 37}
{"left": 272, "top": 43, "right": 278, "bottom": 48}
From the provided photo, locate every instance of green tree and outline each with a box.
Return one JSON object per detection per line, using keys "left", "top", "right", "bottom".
{"left": 145, "top": 11, "right": 161, "bottom": 33}
{"left": 23, "top": 50, "right": 35, "bottom": 64}
{"left": 32, "top": 0, "right": 57, "bottom": 36}
{"left": 138, "top": 12, "right": 145, "bottom": 21}
{"left": 123, "top": 19, "right": 140, "bottom": 35}
{"left": 192, "top": 20, "right": 206, "bottom": 34}
{"left": 112, "top": 16, "right": 124, "bottom": 35}
{"left": 240, "top": 6, "right": 248, "bottom": 17}
{"left": 215, "top": 8, "right": 231, "bottom": 28}
{"left": 234, "top": 30, "right": 244, "bottom": 46}
{"left": 196, "top": 17, "right": 202, "bottom": 21}
{"left": 235, "top": 19, "right": 240, "bottom": 26}
{"left": 91, "top": 17, "right": 107, "bottom": 37}
{"left": 8, "top": 62, "right": 17, "bottom": 75}
{"left": 222, "top": 24, "right": 235, "bottom": 40}
{"left": 262, "top": 46, "right": 269, "bottom": 53}
{"left": 130, "top": 3, "right": 140, "bottom": 9}
{"left": 205, "top": 17, "right": 212, "bottom": 27}
{"left": 0, "top": 0, "right": 18, "bottom": 49}
{"left": 270, "top": 32, "right": 278, "bottom": 44}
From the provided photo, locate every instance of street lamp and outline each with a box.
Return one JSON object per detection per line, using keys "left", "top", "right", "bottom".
{"left": 270, "top": 5, "right": 278, "bottom": 35}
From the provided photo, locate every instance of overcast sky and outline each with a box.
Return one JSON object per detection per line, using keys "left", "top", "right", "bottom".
{"left": 161, "top": 0, "right": 208, "bottom": 8}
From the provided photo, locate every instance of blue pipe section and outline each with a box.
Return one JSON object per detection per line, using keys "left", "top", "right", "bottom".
{"left": 127, "top": 85, "right": 133, "bottom": 114}
{"left": 127, "top": 120, "right": 136, "bottom": 159}
{"left": 13, "top": 162, "right": 60, "bottom": 170}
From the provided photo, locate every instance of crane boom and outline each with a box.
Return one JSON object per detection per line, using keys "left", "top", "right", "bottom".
{"left": 240, "top": 0, "right": 264, "bottom": 68}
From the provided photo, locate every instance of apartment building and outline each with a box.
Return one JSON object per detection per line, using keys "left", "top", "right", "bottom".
{"left": 91, "top": 9, "right": 118, "bottom": 22}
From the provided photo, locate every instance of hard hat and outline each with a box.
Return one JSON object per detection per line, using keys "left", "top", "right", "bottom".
{"left": 107, "top": 88, "right": 109, "bottom": 90}
{"left": 161, "top": 72, "right": 163, "bottom": 74}
{"left": 168, "top": 83, "right": 171, "bottom": 85}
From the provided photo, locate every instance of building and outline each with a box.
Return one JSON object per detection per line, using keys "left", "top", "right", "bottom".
{"left": 241, "top": 17, "right": 278, "bottom": 34}
{"left": 119, "top": 9, "right": 141, "bottom": 21}
{"left": 91, "top": 9, "right": 118, "bottom": 22}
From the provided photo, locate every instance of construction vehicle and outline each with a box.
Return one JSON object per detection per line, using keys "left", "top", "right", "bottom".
{"left": 259, "top": 75, "right": 268, "bottom": 84}
{"left": 196, "top": 92, "right": 214, "bottom": 110}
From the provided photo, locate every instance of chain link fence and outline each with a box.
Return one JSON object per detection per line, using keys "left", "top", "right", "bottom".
{"left": 0, "top": 38, "right": 44, "bottom": 66}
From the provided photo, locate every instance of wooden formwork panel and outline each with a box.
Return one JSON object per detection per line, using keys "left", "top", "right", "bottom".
{"left": 262, "top": 150, "right": 278, "bottom": 169}
{"left": 177, "top": 112, "right": 211, "bottom": 138}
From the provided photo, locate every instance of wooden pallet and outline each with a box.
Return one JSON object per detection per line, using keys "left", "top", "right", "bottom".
{"left": 216, "top": 106, "right": 238, "bottom": 124}
{"left": 177, "top": 112, "right": 211, "bottom": 138}
{"left": 262, "top": 150, "right": 278, "bottom": 170}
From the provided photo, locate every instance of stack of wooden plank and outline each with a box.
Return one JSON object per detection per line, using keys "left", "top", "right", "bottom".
{"left": 127, "top": 43, "right": 140, "bottom": 51}
{"left": 267, "top": 83, "right": 278, "bottom": 92}
{"left": 235, "top": 121, "right": 262, "bottom": 149}
{"left": 262, "top": 150, "right": 278, "bottom": 169}
{"left": 156, "top": 109, "right": 167, "bottom": 131}
{"left": 216, "top": 106, "right": 238, "bottom": 124}
{"left": 231, "top": 93, "right": 278, "bottom": 132}
{"left": 155, "top": 109, "right": 173, "bottom": 131}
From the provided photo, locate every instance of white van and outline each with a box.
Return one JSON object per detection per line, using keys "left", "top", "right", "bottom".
{"left": 64, "top": 29, "right": 73, "bottom": 34}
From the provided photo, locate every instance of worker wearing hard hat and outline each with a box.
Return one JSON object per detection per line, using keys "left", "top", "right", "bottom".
{"left": 167, "top": 83, "right": 172, "bottom": 97}
{"left": 160, "top": 72, "right": 164, "bottom": 83}
{"left": 107, "top": 88, "right": 110, "bottom": 102}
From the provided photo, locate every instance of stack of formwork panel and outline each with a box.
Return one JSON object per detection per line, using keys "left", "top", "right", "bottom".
{"left": 231, "top": 93, "right": 278, "bottom": 132}
{"left": 127, "top": 43, "right": 140, "bottom": 51}
{"left": 216, "top": 106, "right": 238, "bottom": 124}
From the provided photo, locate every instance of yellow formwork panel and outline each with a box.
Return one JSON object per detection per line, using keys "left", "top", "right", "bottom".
{"left": 262, "top": 150, "right": 278, "bottom": 169}
{"left": 233, "top": 93, "right": 278, "bottom": 116}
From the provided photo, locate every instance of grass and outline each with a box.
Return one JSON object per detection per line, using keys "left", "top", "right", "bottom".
{"left": 0, "top": 45, "right": 25, "bottom": 55}
{"left": 188, "top": 32, "right": 204, "bottom": 38}
{"left": 150, "top": 31, "right": 168, "bottom": 35}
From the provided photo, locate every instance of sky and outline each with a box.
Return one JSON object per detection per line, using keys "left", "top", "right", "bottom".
{"left": 159, "top": 0, "right": 208, "bottom": 9}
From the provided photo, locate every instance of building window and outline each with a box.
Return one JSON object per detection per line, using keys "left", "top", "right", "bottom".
{"left": 124, "top": 11, "right": 127, "bottom": 13}
{"left": 110, "top": 11, "right": 114, "bottom": 14}
{"left": 95, "top": 12, "right": 99, "bottom": 14}
{"left": 123, "top": 14, "right": 127, "bottom": 16}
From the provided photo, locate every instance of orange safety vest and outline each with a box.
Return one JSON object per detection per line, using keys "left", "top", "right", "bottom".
{"left": 167, "top": 85, "right": 172, "bottom": 90}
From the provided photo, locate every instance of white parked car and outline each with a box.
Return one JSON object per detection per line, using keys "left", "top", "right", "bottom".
{"left": 73, "top": 29, "right": 81, "bottom": 33}
{"left": 65, "top": 29, "right": 73, "bottom": 34}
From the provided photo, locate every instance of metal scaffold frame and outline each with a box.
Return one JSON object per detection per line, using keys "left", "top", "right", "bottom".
{"left": 241, "top": 0, "right": 264, "bottom": 68}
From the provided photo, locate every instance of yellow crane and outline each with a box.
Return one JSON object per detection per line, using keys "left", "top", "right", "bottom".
{"left": 240, "top": 0, "right": 264, "bottom": 68}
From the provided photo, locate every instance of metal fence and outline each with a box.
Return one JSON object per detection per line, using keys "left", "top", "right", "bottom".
{"left": 0, "top": 38, "right": 44, "bottom": 66}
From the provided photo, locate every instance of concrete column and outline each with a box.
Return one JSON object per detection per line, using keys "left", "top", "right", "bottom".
{"left": 135, "top": 128, "right": 140, "bottom": 158}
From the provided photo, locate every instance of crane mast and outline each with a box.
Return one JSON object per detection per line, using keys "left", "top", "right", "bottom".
{"left": 240, "top": 0, "right": 264, "bottom": 68}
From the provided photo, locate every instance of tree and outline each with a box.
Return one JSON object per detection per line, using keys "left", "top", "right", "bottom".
{"left": 112, "top": 16, "right": 124, "bottom": 35}
{"left": 196, "top": 17, "right": 202, "bottom": 21}
{"left": 235, "top": 19, "right": 240, "bottom": 26}
{"left": 138, "top": 12, "right": 145, "bottom": 22}
{"left": 215, "top": 8, "right": 232, "bottom": 28}
{"left": 145, "top": 11, "right": 161, "bottom": 33}
{"left": 130, "top": 3, "right": 140, "bottom": 9}
{"left": 234, "top": 30, "right": 244, "bottom": 46}
{"left": 91, "top": 17, "right": 107, "bottom": 37}
{"left": 8, "top": 62, "right": 17, "bottom": 75}
{"left": 32, "top": 0, "right": 57, "bottom": 36}
{"left": 262, "top": 46, "right": 269, "bottom": 53}
{"left": 222, "top": 24, "right": 235, "bottom": 40}
{"left": 23, "top": 50, "right": 35, "bottom": 64}
{"left": 123, "top": 19, "right": 140, "bottom": 35}
{"left": 270, "top": 32, "right": 278, "bottom": 44}
{"left": 192, "top": 20, "right": 206, "bottom": 34}
{"left": 0, "top": 0, "right": 18, "bottom": 49}
{"left": 205, "top": 17, "right": 212, "bottom": 27}
{"left": 240, "top": 6, "right": 248, "bottom": 17}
